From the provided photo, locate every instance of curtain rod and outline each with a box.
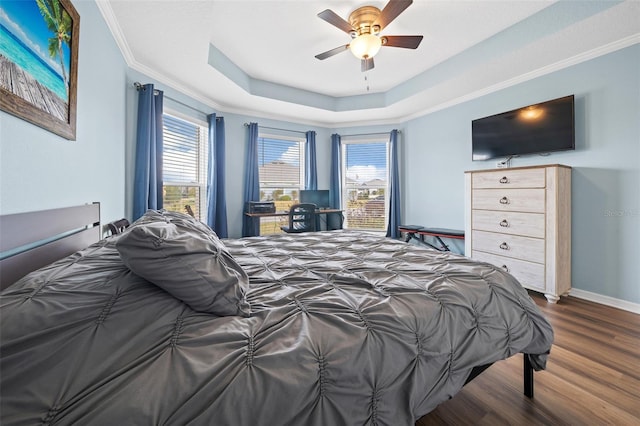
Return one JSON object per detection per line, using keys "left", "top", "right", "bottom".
{"left": 244, "top": 123, "right": 307, "bottom": 136}
{"left": 134, "top": 81, "right": 159, "bottom": 95}
{"left": 134, "top": 82, "right": 210, "bottom": 117}
{"left": 340, "top": 130, "right": 400, "bottom": 138}
{"left": 242, "top": 124, "right": 400, "bottom": 138}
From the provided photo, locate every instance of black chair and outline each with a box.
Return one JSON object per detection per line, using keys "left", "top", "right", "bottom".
{"left": 107, "top": 218, "right": 130, "bottom": 236}
{"left": 280, "top": 203, "right": 317, "bottom": 233}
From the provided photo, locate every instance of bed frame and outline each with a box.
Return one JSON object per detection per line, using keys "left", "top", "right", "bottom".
{"left": 0, "top": 202, "right": 101, "bottom": 290}
{"left": 0, "top": 202, "right": 535, "bottom": 399}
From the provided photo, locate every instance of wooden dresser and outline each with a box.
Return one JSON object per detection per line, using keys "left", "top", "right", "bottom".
{"left": 464, "top": 164, "right": 571, "bottom": 303}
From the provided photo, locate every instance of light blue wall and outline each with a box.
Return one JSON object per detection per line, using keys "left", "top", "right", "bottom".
{"left": 0, "top": 0, "right": 127, "bottom": 227}
{"left": 1, "top": 1, "right": 636, "bottom": 304}
{"left": 122, "top": 71, "right": 333, "bottom": 238}
{"left": 217, "top": 113, "right": 333, "bottom": 238}
{"left": 402, "top": 45, "right": 639, "bottom": 303}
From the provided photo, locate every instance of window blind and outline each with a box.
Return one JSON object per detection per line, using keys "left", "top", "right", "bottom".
{"left": 342, "top": 140, "right": 389, "bottom": 231}
{"left": 257, "top": 135, "right": 305, "bottom": 235}
{"left": 162, "top": 114, "right": 207, "bottom": 220}
{"left": 257, "top": 136, "right": 304, "bottom": 201}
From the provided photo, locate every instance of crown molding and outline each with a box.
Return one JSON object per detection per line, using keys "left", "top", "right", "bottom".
{"left": 95, "top": 0, "right": 135, "bottom": 65}
{"left": 403, "top": 34, "right": 640, "bottom": 123}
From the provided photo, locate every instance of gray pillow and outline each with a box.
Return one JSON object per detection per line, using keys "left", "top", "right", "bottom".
{"left": 116, "top": 210, "right": 250, "bottom": 316}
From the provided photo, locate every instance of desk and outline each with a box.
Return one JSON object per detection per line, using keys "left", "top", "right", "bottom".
{"left": 245, "top": 209, "right": 343, "bottom": 234}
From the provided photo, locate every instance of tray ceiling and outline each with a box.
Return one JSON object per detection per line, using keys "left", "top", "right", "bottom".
{"left": 99, "top": 1, "right": 640, "bottom": 127}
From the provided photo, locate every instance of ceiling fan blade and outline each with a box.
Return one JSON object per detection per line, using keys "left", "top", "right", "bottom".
{"left": 315, "top": 44, "right": 350, "bottom": 60}
{"left": 382, "top": 35, "right": 423, "bottom": 49}
{"left": 361, "top": 57, "right": 375, "bottom": 72}
{"left": 374, "top": 0, "right": 413, "bottom": 30}
{"left": 318, "top": 9, "right": 354, "bottom": 34}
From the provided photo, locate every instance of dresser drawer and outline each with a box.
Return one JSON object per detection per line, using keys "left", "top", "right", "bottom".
{"left": 472, "top": 168, "right": 546, "bottom": 189}
{"left": 472, "top": 230, "right": 545, "bottom": 263}
{"left": 472, "top": 210, "right": 545, "bottom": 238}
{"left": 472, "top": 188, "right": 545, "bottom": 213}
{"left": 472, "top": 251, "right": 545, "bottom": 291}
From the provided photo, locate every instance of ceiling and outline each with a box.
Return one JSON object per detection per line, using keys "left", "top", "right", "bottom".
{"left": 98, "top": 0, "right": 639, "bottom": 127}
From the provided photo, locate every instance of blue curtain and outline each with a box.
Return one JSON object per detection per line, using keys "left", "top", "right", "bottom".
{"left": 305, "top": 131, "right": 317, "bottom": 190}
{"left": 386, "top": 129, "right": 401, "bottom": 238}
{"left": 329, "top": 134, "right": 342, "bottom": 209}
{"left": 242, "top": 123, "right": 260, "bottom": 237}
{"left": 132, "top": 84, "right": 163, "bottom": 220}
{"left": 206, "top": 114, "right": 228, "bottom": 237}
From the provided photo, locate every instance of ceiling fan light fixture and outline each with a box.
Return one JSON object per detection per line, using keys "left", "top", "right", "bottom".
{"left": 349, "top": 34, "right": 382, "bottom": 59}
{"left": 316, "top": 1, "right": 420, "bottom": 70}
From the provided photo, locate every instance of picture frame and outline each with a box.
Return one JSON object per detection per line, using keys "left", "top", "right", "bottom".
{"left": 0, "top": 0, "right": 79, "bottom": 140}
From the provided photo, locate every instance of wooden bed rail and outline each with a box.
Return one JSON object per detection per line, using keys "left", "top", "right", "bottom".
{"left": 0, "top": 202, "right": 101, "bottom": 290}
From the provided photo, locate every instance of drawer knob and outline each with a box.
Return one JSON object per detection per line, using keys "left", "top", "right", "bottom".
{"left": 499, "top": 219, "right": 509, "bottom": 227}
{"left": 499, "top": 196, "right": 509, "bottom": 204}
{"left": 499, "top": 176, "right": 509, "bottom": 184}
{"left": 499, "top": 242, "right": 509, "bottom": 250}
{"left": 501, "top": 265, "right": 510, "bottom": 272}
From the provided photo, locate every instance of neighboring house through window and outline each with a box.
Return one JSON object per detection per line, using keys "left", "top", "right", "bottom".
{"left": 162, "top": 113, "right": 208, "bottom": 220}
{"left": 257, "top": 132, "right": 306, "bottom": 234}
{"left": 341, "top": 136, "right": 390, "bottom": 232}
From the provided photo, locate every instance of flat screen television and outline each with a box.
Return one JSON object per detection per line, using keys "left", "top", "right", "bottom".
{"left": 299, "top": 190, "right": 330, "bottom": 209}
{"left": 472, "top": 95, "right": 575, "bottom": 161}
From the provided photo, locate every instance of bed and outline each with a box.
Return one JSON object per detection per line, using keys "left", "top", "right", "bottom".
{"left": 0, "top": 204, "right": 553, "bottom": 425}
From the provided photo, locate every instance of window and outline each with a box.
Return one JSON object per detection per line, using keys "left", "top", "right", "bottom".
{"left": 162, "top": 113, "right": 208, "bottom": 220}
{"left": 257, "top": 133, "right": 305, "bottom": 234}
{"left": 341, "top": 138, "right": 389, "bottom": 232}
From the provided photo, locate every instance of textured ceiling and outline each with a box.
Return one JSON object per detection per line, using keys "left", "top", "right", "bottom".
{"left": 98, "top": 0, "right": 640, "bottom": 127}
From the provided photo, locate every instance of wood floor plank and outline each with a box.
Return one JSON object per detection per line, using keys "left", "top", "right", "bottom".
{"left": 416, "top": 292, "right": 640, "bottom": 425}
{"left": 546, "top": 346, "right": 639, "bottom": 415}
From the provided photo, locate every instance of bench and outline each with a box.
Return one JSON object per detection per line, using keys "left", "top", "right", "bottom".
{"left": 398, "top": 225, "right": 465, "bottom": 252}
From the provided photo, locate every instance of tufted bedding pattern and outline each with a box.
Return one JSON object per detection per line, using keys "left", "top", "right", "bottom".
{"left": 0, "top": 230, "right": 553, "bottom": 425}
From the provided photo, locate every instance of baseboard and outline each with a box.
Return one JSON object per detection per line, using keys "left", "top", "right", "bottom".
{"left": 569, "top": 289, "right": 640, "bottom": 314}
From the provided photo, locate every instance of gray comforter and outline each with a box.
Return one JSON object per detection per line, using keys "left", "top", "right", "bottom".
{"left": 0, "top": 230, "right": 553, "bottom": 425}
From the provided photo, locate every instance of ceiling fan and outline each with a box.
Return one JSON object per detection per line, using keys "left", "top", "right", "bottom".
{"left": 315, "top": 0, "right": 423, "bottom": 72}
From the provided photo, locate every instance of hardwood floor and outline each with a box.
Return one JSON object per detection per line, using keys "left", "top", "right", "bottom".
{"left": 416, "top": 292, "right": 640, "bottom": 425}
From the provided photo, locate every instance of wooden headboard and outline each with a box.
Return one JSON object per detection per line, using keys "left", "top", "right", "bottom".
{"left": 0, "top": 203, "right": 101, "bottom": 290}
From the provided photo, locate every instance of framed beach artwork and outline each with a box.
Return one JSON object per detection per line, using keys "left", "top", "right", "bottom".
{"left": 0, "top": 0, "right": 79, "bottom": 140}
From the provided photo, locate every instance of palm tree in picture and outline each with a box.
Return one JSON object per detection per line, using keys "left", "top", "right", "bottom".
{"left": 36, "top": 0, "right": 72, "bottom": 100}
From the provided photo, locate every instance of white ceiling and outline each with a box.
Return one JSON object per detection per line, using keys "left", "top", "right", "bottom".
{"left": 98, "top": 0, "right": 640, "bottom": 127}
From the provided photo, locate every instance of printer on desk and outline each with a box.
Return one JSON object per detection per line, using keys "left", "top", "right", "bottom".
{"left": 245, "top": 201, "right": 276, "bottom": 214}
